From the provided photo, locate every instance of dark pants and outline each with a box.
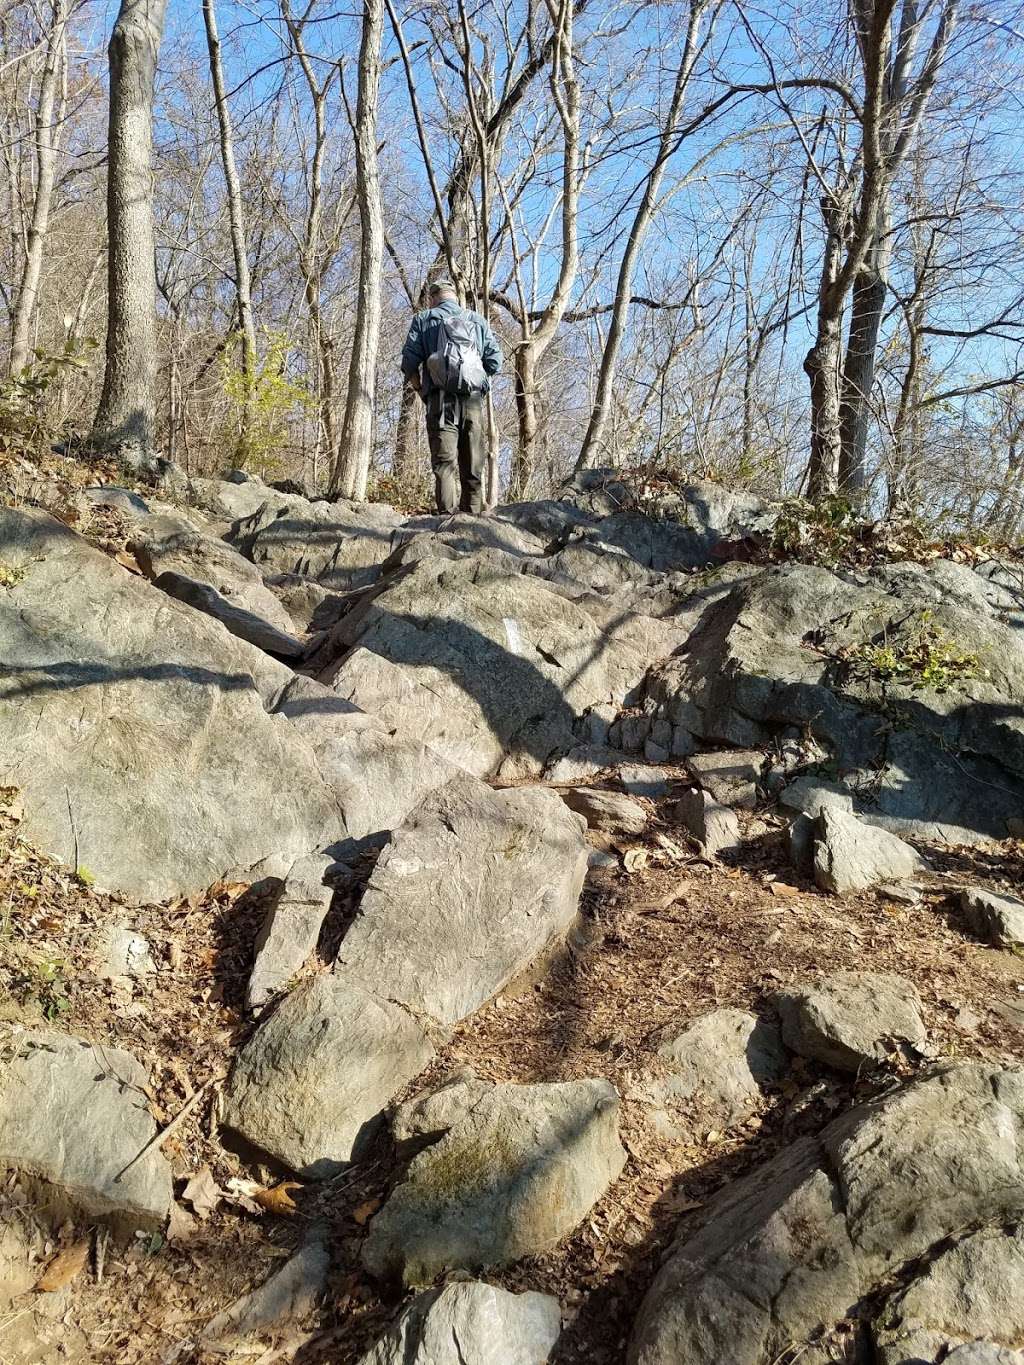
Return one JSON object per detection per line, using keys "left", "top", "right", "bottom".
{"left": 426, "top": 393, "right": 485, "bottom": 514}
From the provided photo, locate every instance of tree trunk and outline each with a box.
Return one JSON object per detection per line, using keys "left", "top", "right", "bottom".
{"left": 9, "top": 0, "right": 68, "bottom": 376}
{"left": 839, "top": 210, "right": 890, "bottom": 495}
{"left": 511, "top": 345, "right": 538, "bottom": 499}
{"left": 91, "top": 0, "right": 169, "bottom": 452}
{"left": 330, "top": 0, "right": 384, "bottom": 502}
{"left": 575, "top": 0, "right": 709, "bottom": 471}
{"left": 804, "top": 317, "right": 844, "bottom": 500}
{"left": 202, "top": 0, "right": 257, "bottom": 455}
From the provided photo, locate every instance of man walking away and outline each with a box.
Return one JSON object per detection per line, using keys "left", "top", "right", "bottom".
{"left": 401, "top": 278, "right": 503, "bottom": 515}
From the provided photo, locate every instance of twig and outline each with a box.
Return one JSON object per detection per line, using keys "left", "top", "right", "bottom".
{"left": 113, "top": 1074, "right": 225, "bottom": 1184}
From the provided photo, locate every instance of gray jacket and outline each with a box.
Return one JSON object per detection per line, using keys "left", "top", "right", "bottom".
{"left": 401, "top": 299, "right": 503, "bottom": 401}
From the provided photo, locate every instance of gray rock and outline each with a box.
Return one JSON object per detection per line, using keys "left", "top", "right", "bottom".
{"left": 153, "top": 569, "right": 306, "bottom": 658}
{"left": 131, "top": 512, "right": 298, "bottom": 636}
{"left": 644, "top": 739, "right": 671, "bottom": 764}
{"left": 82, "top": 485, "right": 151, "bottom": 516}
{"left": 944, "top": 1348, "right": 1024, "bottom": 1365}
{"left": 874, "top": 1225, "right": 1024, "bottom": 1363}
{"left": 559, "top": 787, "right": 648, "bottom": 836}
{"left": 0, "top": 1029, "right": 171, "bottom": 1225}
{"left": 202, "top": 1228, "right": 329, "bottom": 1346}
{"left": 779, "top": 775, "right": 855, "bottom": 820}
{"left": 263, "top": 572, "right": 350, "bottom": 634}
{"left": 357, "top": 1281, "right": 562, "bottom": 1365}
{"left": 959, "top": 886, "right": 1024, "bottom": 948}
{"left": 588, "top": 849, "right": 619, "bottom": 869}
{"left": 544, "top": 746, "right": 623, "bottom": 784}
{"left": 630, "top": 1062, "right": 1024, "bottom": 1365}
{"left": 672, "top": 787, "right": 741, "bottom": 857}
{"left": 877, "top": 882, "right": 922, "bottom": 906}
{"left": 642, "top": 1009, "right": 786, "bottom": 1133}
{"left": 228, "top": 494, "right": 404, "bottom": 589}
{"left": 0, "top": 508, "right": 341, "bottom": 901}
{"left": 338, "top": 775, "right": 589, "bottom": 1025}
{"left": 773, "top": 972, "right": 927, "bottom": 1072}
{"left": 223, "top": 972, "right": 435, "bottom": 1176}
{"left": 247, "top": 853, "right": 336, "bottom": 1008}
{"left": 814, "top": 807, "right": 926, "bottom": 894}
{"left": 313, "top": 551, "right": 654, "bottom": 780}
{"left": 392, "top": 1077, "right": 496, "bottom": 1150}
{"left": 619, "top": 765, "right": 673, "bottom": 799}
{"left": 94, "top": 924, "right": 156, "bottom": 984}
{"left": 363, "top": 1079, "right": 626, "bottom": 1284}
{"left": 686, "top": 750, "right": 764, "bottom": 809}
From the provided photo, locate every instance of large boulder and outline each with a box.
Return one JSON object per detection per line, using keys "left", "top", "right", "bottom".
{"left": 312, "top": 551, "right": 656, "bottom": 779}
{"left": 644, "top": 560, "right": 1024, "bottom": 844}
{"left": 338, "top": 774, "right": 589, "bottom": 1025}
{"left": 0, "top": 508, "right": 341, "bottom": 900}
{"left": 629, "top": 1062, "right": 1024, "bottom": 1364}
{"left": 959, "top": 886, "right": 1024, "bottom": 949}
{"left": 358, "top": 1281, "right": 562, "bottom": 1365}
{"left": 223, "top": 971, "right": 435, "bottom": 1176}
{"left": 0, "top": 1029, "right": 172, "bottom": 1226}
{"left": 363, "top": 1078, "right": 626, "bottom": 1284}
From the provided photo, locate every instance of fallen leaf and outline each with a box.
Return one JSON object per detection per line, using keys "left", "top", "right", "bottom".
{"left": 181, "top": 1166, "right": 220, "bottom": 1219}
{"left": 352, "top": 1196, "right": 382, "bottom": 1225}
{"left": 207, "top": 879, "right": 249, "bottom": 902}
{"left": 114, "top": 550, "right": 141, "bottom": 574}
{"left": 166, "top": 1201, "right": 197, "bottom": 1244}
{"left": 769, "top": 882, "right": 801, "bottom": 899}
{"left": 254, "top": 1182, "right": 302, "bottom": 1216}
{"left": 35, "top": 1239, "right": 90, "bottom": 1292}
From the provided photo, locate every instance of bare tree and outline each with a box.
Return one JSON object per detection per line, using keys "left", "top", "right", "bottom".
{"left": 90, "top": 0, "right": 169, "bottom": 452}
{"left": 202, "top": 0, "right": 258, "bottom": 455}
{"left": 8, "top": 0, "right": 69, "bottom": 376}
{"left": 330, "top": 0, "right": 384, "bottom": 501}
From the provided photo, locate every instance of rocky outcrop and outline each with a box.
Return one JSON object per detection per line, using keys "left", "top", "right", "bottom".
{"left": 358, "top": 1281, "right": 562, "bottom": 1364}
{"left": 0, "top": 1029, "right": 172, "bottom": 1226}
{"left": 559, "top": 786, "right": 649, "bottom": 836}
{"left": 0, "top": 508, "right": 341, "bottom": 900}
{"left": 644, "top": 559, "right": 1024, "bottom": 844}
{"left": 312, "top": 549, "right": 656, "bottom": 779}
{"left": 227, "top": 493, "right": 404, "bottom": 588}
{"left": 246, "top": 853, "right": 337, "bottom": 1008}
{"left": 630, "top": 1062, "right": 1024, "bottom": 1364}
{"left": 363, "top": 1078, "right": 626, "bottom": 1284}
{"left": 773, "top": 972, "right": 928, "bottom": 1072}
{"left": 152, "top": 569, "right": 306, "bottom": 658}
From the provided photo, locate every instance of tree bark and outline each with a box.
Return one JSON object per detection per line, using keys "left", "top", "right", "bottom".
{"left": 202, "top": 0, "right": 258, "bottom": 456}
{"left": 91, "top": 0, "right": 169, "bottom": 452}
{"left": 331, "top": 0, "right": 384, "bottom": 502}
{"left": 9, "top": 0, "right": 68, "bottom": 376}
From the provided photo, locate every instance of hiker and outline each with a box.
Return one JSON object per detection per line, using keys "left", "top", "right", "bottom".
{"left": 401, "top": 278, "right": 503, "bottom": 515}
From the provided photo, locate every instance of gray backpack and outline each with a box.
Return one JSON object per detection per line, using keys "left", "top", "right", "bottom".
{"left": 426, "top": 311, "right": 488, "bottom": 397}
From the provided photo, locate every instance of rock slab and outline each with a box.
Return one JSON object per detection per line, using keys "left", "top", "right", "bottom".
{"left": 773, "top": 972, "right": 927, "bottom": 1072}
{"left": 0, "top": 1029, "right": 172, "bottom": 1225}
{"left": 247, "top": 853, "right": 336, "bottom": 1008}
{"left": 223, "top": 973, "right": 435, "bottom": 1176}
{"left": 959, "top": 886, "right": 1024, "bottom": 948}
{"left": 813, "top": 807, "right": 925, "bottom": 894}
{"left": 363, "top": 1079, "right": 626, "bottom": 1284}
{"left": 358, "top": 1281, "right": 562, "bottom": 1364}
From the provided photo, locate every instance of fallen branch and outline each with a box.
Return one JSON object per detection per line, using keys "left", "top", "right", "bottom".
{"left": 113, "top": 1073, "right": 225, "bottom": 1184}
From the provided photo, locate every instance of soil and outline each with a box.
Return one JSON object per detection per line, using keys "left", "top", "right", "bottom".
{"left": 3, "top": 780, "right": 1024, "bottom": 1365}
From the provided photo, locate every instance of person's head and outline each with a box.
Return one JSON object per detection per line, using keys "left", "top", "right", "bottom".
{"left": 428, "top": 278, "right": 457, "bottom": 305}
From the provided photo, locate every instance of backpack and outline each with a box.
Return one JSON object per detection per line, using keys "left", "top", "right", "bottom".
{"left": 426, "top": 310, "right": 488, "bottom": 397}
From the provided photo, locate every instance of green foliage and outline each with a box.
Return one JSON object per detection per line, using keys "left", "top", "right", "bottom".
{"left": 33, "top": 956, "right": 70, "bottom": 1021}
{"left": 75, "top": 866, "right": 95, "bottom": 888}
{"left": 0, "top": 339, "right": 97, "bottom": 458}
{"left": 0, "top": 562, "right": 25, "bottom": 589}
{"left": 219, "top": 330, "right": 310, "bottom": 473}
{"left": 846, "top": 611, "right": 983, "bottom": 693}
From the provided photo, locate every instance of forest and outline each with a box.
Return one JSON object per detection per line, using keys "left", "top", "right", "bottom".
{"left": 2, "top": 0, "right": 1024, "bottom": 526}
